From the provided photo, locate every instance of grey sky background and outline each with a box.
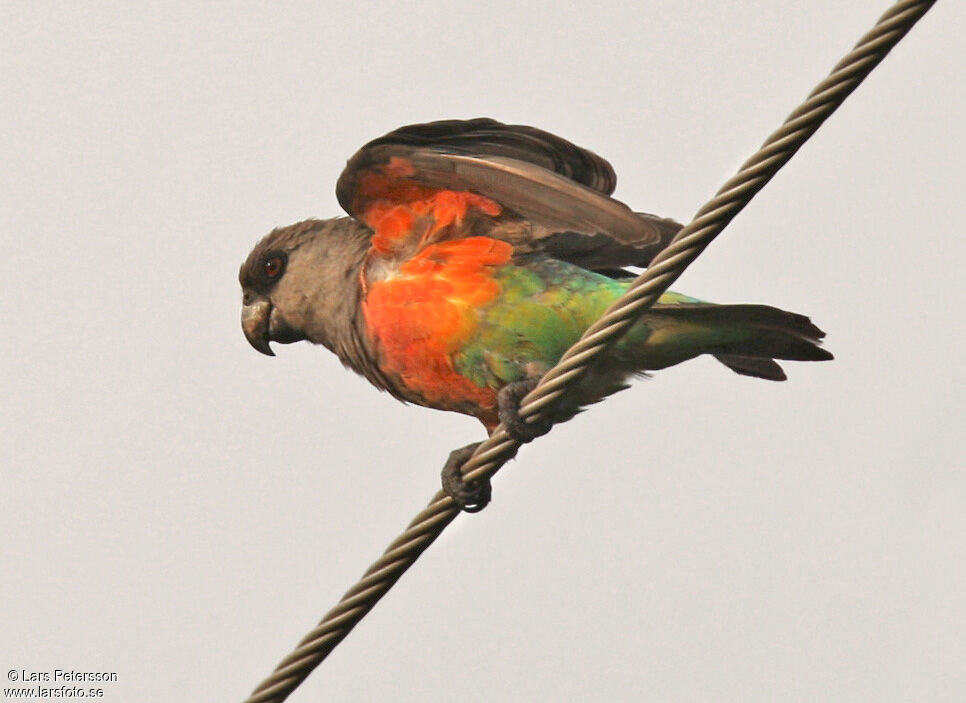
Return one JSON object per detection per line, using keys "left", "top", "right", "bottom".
{"left": 2, "top": 1, "right": 963, "bottom": 701}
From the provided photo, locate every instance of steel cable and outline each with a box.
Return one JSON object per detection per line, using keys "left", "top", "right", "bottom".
{"left": 243, "top": 2, "right": 936, "bottom": 700}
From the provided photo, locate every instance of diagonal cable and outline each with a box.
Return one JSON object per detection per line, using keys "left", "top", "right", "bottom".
{"left": 243, "top": 2, "right": 936, "bottom": 700}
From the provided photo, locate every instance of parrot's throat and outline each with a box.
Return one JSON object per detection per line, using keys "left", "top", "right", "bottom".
{"left": 285, "top": 219, "right": 404, "bottom": 399}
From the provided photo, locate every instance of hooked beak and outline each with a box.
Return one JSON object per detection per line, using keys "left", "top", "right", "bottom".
{"left": 241, "top": 298, "right": 275, "bottom": 356}
{"left": 241, "top": 294, "right": 307, "bottom": 356}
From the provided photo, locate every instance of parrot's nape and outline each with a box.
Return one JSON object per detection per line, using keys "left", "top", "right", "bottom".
{"left": 240, "top": 118, "right": 832, "bottom": 511}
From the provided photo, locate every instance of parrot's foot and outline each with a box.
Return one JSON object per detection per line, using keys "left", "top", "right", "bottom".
{"left": 498, "top": 378, "right": 552, "bottom": 443}
{"left": 441, "top": 442, "right": 491, "bottom": 513}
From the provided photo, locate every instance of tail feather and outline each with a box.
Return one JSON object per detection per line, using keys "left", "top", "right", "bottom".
{"left": 646, "top": 303, "right": 833, "bottom": 381}
{"left": 713, "top": 354, "right": 787, "bottom": 381}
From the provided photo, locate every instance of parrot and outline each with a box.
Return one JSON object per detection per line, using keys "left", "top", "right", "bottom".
{"left": 240, "top": 118, "right": 832, "bottom": 511}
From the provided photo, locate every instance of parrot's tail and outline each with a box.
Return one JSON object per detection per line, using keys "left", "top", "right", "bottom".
{"left": 631, "top": 303, "right": 833, "bottom": 381}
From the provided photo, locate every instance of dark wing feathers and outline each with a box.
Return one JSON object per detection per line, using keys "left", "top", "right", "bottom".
{"left": 336, "top": 118, "right": 680, "bottom": 270}
{"left": 538, "top": 215, "right": 682, "bottom": 270}
{"left": 338, "top": 117, "right": 618, "bottom": 196}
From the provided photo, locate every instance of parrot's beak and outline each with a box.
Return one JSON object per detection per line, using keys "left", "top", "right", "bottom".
{"left": 242, "top": 298, "right": 275, "bottom": 356}
{"left": 242, "top": 295, "right": 308, "bottom": 356}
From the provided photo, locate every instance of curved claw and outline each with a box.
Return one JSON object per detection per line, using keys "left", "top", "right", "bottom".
{"left": 498, "top": 378, "right": 553, "bottom": 443}
{"left": 441, "top": 442, "right": 491, "bottom": 513}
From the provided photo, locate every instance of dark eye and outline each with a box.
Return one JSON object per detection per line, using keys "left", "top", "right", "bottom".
{"left": 261, "top": 252, "right": 287, "bottom": 281}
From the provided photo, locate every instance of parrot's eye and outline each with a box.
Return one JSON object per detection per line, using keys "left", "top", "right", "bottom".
{"left": 261, "top": 252, "right": 287, "bottom": 281}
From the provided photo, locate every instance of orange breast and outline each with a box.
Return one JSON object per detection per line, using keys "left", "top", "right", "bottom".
{"left": 363, "top": 237, "right": 512, "bottom": 416}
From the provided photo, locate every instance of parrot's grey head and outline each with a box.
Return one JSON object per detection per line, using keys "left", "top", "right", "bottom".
{"left": 239, "top": 217, "right": 372, "bottom": 358}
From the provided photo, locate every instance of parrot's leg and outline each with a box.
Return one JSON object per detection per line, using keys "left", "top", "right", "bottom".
{"left": 441, "top": 442, "right": 491, "bottom": 513}
{"left": 441, "top": 380, "right": 549, "bottom": 513}
{"left": 497, "top": 378, "right": 552, "bottom": 443}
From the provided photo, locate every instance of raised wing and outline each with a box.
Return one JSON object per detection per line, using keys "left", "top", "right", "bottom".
{"left": 336, "top": 118, "right": 680, "bottom": 269}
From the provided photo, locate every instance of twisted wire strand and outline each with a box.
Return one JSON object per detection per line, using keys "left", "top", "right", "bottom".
{"left": 243, "top": 2, "right": 935, "bottom": 700}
